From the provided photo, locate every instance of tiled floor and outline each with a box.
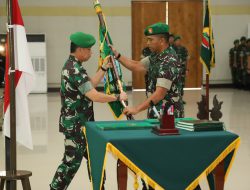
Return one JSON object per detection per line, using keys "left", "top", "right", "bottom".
{"left": 0, "top": 88, "right": 249, "bottom": 190}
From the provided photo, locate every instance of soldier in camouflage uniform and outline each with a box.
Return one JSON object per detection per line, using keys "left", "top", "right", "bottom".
{"left": 50, "top": 32, "right": 127, "bottom": 190}
{"left": 235, "top": 36, "right": 247, "bottom": 88}
{"left": 173, "top": 35, "right": 189, "bottom": 98}
{"left": 246, "top": 39, "right": 250, "bottom": 89}
{"left": 238, "top": 36, "right": 247, "bottom": 52}
{"left": 246, "top": 39, "right": 250, "bottom": 52}
{"left": 229, "top": 39, "right": 239, "bottom": 87}
{"left": 243, "top": 38, "right": 250, "bottom": 89}
{"left": 168, "top": 33, "right": 175, "bottom": 48}
{"left": 113, "top": 23, "right": 184, "bottom": 119}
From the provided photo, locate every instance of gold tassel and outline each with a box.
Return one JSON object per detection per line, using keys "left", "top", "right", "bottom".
{"left": 134, "top": 174, "right": 139, "bottom": 190}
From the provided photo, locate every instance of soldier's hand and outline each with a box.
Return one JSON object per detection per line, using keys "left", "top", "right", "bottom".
{"left": 109, "top": 45, "right": 119, "bottom": 58}
{"left": 102, "top": 55, "right": 112, "bottom": 70}
{"left": 105, "top": 62, "right": 113, "bottom": 69}
{"left": 123, "top": 107, "right": 139, "bottom": 115}
{"left": 119, "top": 91, "right": 128, "bottom": 101}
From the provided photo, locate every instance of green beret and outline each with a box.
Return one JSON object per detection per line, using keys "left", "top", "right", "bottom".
{"left": 144, "top": 22, "right": 169, "bottom": 36}
{"left": 70, "top": 32, "right": 96, "bottom": 48}
{"left": 174, "top": 35, "right": 181, "bottom": 41}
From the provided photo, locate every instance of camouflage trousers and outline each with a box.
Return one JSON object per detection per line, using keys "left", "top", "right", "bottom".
{"left": 50, "top": 133, "right": 88, "bottom": 190}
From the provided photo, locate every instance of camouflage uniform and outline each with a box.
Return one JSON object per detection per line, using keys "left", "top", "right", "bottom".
{"left": 235, "top": 43, "right": 247, "bottom": 88}
{"left": 173, "top": 45, "right": 188, "bottom": 96}
{"left": 50, "top": 55, "right": 94, "bottom": 190}
{"left": 142, "top": 47, "right": 184, "bottom": 119}
{"left": 238, "top": 45, "right": 247, "bottom": 88}
{"left": 244, "top": 46, "right": 250, "bottom": 89}
{"left": 229, "top": 47, "right": 238, "bottom": 87}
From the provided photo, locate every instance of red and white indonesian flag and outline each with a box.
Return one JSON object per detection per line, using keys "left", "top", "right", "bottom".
{"left": 3, "top": 0, "right": 35, "bottom": 149}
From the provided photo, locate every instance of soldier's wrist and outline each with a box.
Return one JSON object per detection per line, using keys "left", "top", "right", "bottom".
{"left": 115, "top": 94, "right": 120, "bottom": 101}
{"left": 101, "top": 66, "right": 107, "bottom": 72}
{"left": 115, "top": 53, "right": 121, "bottom": 60}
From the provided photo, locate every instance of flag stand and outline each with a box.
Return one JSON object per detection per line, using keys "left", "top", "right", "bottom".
{"left": 197, "top": 0, "right": 223, "bottom": 122}
{"left": 0, "top": 0, "right": 32, "bottom": 190}
{"left": 205, "top": 73, "right": 209, "bottom": 120}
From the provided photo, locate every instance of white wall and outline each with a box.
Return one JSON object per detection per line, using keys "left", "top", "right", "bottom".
{"left": 212, "top": 0, "right": 250, "bottom": 5}
{"left": 1, "top": 0, "right": 250, "bottom": 87}
{"left": 248, "top": 23, "right": 250, "bottom": 38}
{"left": 0, "top": 0, "right": 132, "bottom": 88}
{"left": 208, "top": 15, "right": 250, "bottom": 84}
{"left": 205, "top": 0, "right": 250, "bottom": 84}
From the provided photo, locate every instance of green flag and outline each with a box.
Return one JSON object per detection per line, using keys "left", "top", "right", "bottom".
{"left": 96, "top": 3, "right": 126, "bottom": 119}
{"left": 200, "top": 0, "right": 215, "bottom": 74}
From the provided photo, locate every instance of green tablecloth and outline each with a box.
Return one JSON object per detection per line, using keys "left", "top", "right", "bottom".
{"left": 84, "top": 120, "right": 240, "bottom": 190}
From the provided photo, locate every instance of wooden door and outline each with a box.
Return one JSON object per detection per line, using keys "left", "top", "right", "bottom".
{"left": 168, "top": 0, "right": 203, "bottom": 87}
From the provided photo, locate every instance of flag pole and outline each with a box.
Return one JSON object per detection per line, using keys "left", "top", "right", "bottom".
{"left": 93, "top": 0, "right": 134, "bottom": 120}
{"left": 93, "top": 1, "right": 131, "bottom": 189}
{"left": 6, "top": 0, "right": 17, "bottom": 189}
{"left": 205, "top": 0, "right": 209, "bottom": 120}
{"left": 206, "top": 73, "right": 209, "bottom": 120}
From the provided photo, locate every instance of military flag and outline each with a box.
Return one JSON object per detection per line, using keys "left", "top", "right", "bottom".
{"left": 94, "top": 1, "right": 126, "bottom": 119}
{"left": 200, "top": 0, "right": 215, "bottom": 74}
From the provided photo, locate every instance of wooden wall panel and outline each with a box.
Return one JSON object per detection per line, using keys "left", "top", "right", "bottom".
{"left": 132, "top": 0, "right": 203, "bottom": 88}
{"left": 132, "top": 1, "right": 166, "bottom": 89}
{"left": 168, "top": 1, "right": 203, "bottom": 87}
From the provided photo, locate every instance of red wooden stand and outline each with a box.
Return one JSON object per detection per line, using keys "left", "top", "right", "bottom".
{"left": 152, "top": 111, "right": 179, "bottom": 135}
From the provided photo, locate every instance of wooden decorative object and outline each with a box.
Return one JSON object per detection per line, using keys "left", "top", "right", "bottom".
{"left": 197, "top": 95, "right": 209, "bottom": 120}
{"left": 210, "top": 95, "right": 223, "bottom": 121}
{"left": 197, "top": 95, "right": 223, "bottom": 121}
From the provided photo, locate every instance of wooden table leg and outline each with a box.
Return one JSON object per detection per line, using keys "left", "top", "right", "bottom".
{"left": 213, "top": 160, "right": 225, "bottom": 190}
{"left": 0, "top": 179, "right": 5, "bottom": 190}
{"left": 117, "top": 159, "right": 128, "bottom": 190}
{"left": 21, "top": 178, "right": 31, "bottom": 190}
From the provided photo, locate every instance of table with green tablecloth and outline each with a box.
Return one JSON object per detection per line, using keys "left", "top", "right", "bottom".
{"left": 83, "top": 119, "right": 240, "bottom": 190}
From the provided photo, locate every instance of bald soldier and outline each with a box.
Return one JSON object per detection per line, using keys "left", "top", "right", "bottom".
{"left": 50, "top": 32, "right": 127, "bottom": 190}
